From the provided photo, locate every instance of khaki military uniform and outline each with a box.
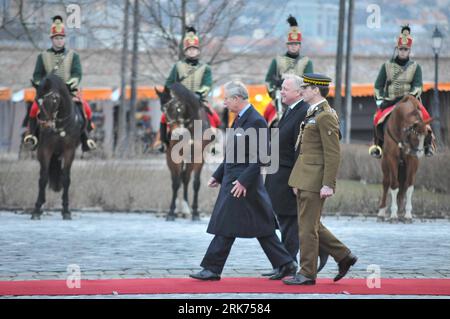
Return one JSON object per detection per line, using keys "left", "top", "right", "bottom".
{"left": 288, "top": 100, "right": 350, "bottom": 279}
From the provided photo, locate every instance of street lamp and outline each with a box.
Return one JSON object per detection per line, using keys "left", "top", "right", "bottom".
{"left": 431, "top": 26, "right": 443, "bottom": 146}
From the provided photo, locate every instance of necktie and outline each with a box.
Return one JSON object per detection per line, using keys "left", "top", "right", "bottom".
{"left": 232, "top": 115, "right": 240, "bottom": 128}
{"left": 281, "top": 107, "right": 292, "bottom": 122}
{"left": 284, "top": 107, "right": 292, "bottom": 118}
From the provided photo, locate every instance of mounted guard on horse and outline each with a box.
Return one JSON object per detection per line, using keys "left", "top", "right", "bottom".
{"left": 264, "top": 15, "right": 313, "bottom": 128}
{"left": 23, "top": 15, "right": 96, "bottom": 153}
{"left": 155, "top": 26, "right": 220, "bottom": 221}
{"left": 155, "top": 26, "right": 220, "bottom": 152}
{"left": 369, "top": 25, "right": 435, "bottom": 159}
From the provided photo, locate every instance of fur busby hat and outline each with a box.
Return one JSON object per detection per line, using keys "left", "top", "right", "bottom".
{"left": 286, "top": 15, "right": 302, "bottom": 44}
{"left": 50, "top": 15, "right": 65, "bottom": 38}
{"left": 183, "top": 26, "right": 200, "bottom": 50}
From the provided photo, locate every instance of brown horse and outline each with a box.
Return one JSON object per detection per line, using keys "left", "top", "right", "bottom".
{"left": 30, "top": 74, "right": 84, "bottom": 220}
{"left": 156, "top": 83, "right": 213, "bottom": 221}
{"left": 377, "top": 95, "right": 432, "bottom": 223}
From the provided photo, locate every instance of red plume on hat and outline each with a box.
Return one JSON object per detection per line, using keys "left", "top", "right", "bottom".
{"left": 183, "top": 26, "right": 200, "bottom": 50}
{"left": 50, "top": 15, "right": 65, "bottom": 38}
{"left": 286, "top": 15, "right": 302, "bottom": 44}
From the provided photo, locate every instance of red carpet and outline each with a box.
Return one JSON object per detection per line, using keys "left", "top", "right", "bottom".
{"left": 1, "top": 278, "right": 450, "bottom": 296}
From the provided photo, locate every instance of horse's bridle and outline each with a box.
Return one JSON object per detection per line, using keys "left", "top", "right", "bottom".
{"left": 163, "top": 96, "right": 194, "bottom": 129}
{"left": 36, "top": 90, "right": 73, "bottom": 136}
{"left": 386, "top": 118, "right": 425, "bottom": 156}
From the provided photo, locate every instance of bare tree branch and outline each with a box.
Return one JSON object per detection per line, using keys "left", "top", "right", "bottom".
{"left": 18, "top": 0, "right": 41, "bottom": 50}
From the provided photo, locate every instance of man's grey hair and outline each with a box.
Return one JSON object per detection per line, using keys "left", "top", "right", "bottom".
{"left": 224, "top": 80, "right": 249, "bottom": 100}
{"left": 282, "top": 74, "right": 303, "bottom": 90}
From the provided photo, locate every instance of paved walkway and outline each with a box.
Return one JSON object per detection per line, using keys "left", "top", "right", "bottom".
{"left": 1, "top": 211, "right": 449, "bottom": 298}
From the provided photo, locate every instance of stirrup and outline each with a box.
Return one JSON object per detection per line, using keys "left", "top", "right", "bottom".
{"left": 24, "top": 134, "right": 38, "bottom": 146}
{"left": 87, "top": 139, "right": 97, "bottom": 150}
{"left": 369, "top": 144, "right": 382, "bottom": 159}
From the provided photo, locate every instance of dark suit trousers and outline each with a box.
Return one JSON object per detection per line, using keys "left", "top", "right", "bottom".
{"left": 277, "top": 215, "right": 299, "bottom": 263}
{"left": 200, "top": 234, "right": 293, "bottom": 274}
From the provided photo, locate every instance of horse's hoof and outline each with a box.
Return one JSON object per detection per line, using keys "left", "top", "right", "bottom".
{"left": 388, "top": 218, "right": 399, "bottom": 224}
{"left": 376, "top": 216, "right": 385, "bottom": 223}
{"left": 31, "top": 214, "right": 41, "bottom": 220}
{"left": 192, "top": 214, "right": 200, "bottom": 221}
{"left": 62, "top": 214, "right": 72, "bottom": 220}
{"left": 404, "top": 218, "right": 413, "bottom": 224}
{"left": 166, "top": 214, "right": 176, "bottom": 221}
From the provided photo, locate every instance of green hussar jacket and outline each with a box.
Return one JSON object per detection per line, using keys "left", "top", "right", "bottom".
{"left": 32, "top": 48, "right": 82, "bottom": 88}
{"left": 374, "top": 58, "right": 422, "bottom": 101}
{"left": 265, "top": 53, "right": 313, "bottom": 95}
{"left": 165, "top": 59, "right": 212, "bottom": 96}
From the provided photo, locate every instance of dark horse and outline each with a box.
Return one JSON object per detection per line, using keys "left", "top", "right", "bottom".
{"left": 156, "top": 83, "right": 214, "bottom": 221}
{"left": 30, "top": 74, "right": 83, "bottom": 220}
{"left": 377, "top": 95, "right": 432, "bottom": 223}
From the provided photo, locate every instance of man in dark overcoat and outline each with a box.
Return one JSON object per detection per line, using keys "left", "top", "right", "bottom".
{"left": 189, "top": 81, "right": 297, "bottom": 281}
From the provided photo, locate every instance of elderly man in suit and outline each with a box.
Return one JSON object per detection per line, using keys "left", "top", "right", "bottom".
{"left": 262, "top": 74, "right": 329, "bottom": 278}
{"left": 190, "top": 81, "right": 297, "bottom": 281}
{"left": 283, "top": 73, "right": 357, "bottom": 286}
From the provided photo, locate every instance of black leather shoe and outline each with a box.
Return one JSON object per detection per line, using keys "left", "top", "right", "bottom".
{"left": 261, "top": 268, "right": 278, "bottom": 277}
{"left": 158, "top": 143, "right": 168, "bottom": 153}
{"left": 269, "top": 261, "right": 297, "bottom": 280}
{"left": 318, "top": 250, "right": 329, "bottom": 273}
{"left": 334, "top": 253, "right": 358, "bottom": 282}
{"left": 425, "top": 147, "right": 434, "bottom": 157}
{"left": 189, "top": 269, "right": 221, "bottom": 281}
{"left": 283, "top": 274, "right": 316, "bottom": 285}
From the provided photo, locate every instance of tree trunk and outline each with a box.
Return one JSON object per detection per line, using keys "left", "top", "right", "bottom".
{"left": 335, "top": 0, "right": 346, "bottom": 121}
{"left": 116, "top": 0, "right": 130, "bottom": 157}
{"left": 129, "top": 0, "right": 140, "bottom": 156}
{"left": 344, "top": 0, "right": 354, "bottom": 144}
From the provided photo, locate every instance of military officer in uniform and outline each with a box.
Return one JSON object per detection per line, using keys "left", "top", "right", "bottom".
{"left": 263, "top": 15, "right": 313, "bottom": 127}
{"left": 369, "top": 25, "right": 434, "bottom": 158}
{"left": 262, "top": 74, "right": 329, "bottom": 278}
{"left": 283, "top": 74, "right": 357, "bottom": 286}
{"left": 189, "top": 81, "right": 297, "bottom": 281}
{"left": 24, "top": 15, "right": 96, "bottom": 152}
{"left": 155, "top": 26, "right": 214, "bottom": 151}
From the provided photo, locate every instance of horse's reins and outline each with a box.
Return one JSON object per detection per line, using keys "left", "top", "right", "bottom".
{"left": 386, "top": 108, "right": 424, "bottom": 155}
{"left": 36, "top": 90, "right": 74, "bottom": 136}
{"left": 163, "top": 98, "right": 195, "bottom": 128}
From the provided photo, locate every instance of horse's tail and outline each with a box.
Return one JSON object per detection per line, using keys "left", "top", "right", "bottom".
{"left": 48, "top": 154, "right": 63, "bottom": 192}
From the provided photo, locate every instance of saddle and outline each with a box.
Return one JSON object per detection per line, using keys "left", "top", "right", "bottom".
{"left": 373, "top": 105, "right": 396, "bottom": 127}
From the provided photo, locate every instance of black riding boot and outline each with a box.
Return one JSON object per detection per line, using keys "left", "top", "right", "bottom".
{"left": 424, "top": 131, "right": 434, "bottom": 157}
{"left": 24, "top": 117, "right": 39, "bottom": 150}
{"left": 80, "top": 120, "right": 97, "bottom": 152}
{"left": 369, "top": 125, "right": 383, "bottom": 158}
{"left": 159, "top": 123, "right": 168, "bottom": 153}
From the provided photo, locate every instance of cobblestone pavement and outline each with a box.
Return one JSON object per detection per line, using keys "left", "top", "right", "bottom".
{"left": 1, "top": 211, "right": 449, "bottom": 298}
